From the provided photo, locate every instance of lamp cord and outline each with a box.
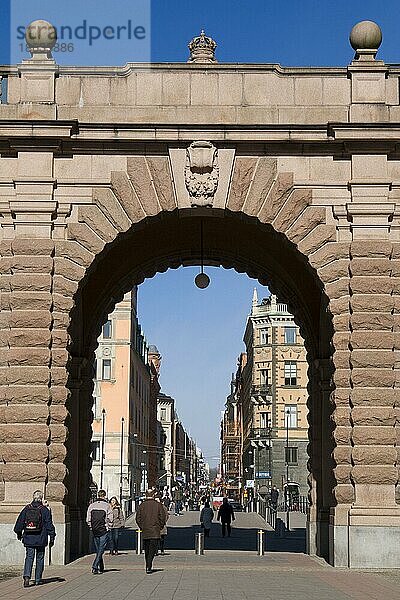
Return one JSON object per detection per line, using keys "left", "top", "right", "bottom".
{"left": 200, "top": 220, "right": 204, "bottom": 274}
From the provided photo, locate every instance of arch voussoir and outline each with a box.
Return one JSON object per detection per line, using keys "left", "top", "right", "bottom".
{"left": 111, "top": 171, "right": 146, "bottom": 222}
{"left": 77, "top": 205, "right": 119, "bottom": 243}
{"left": 272, "top": 188, "right": 311, "bottom": 233}
{"left": 286, "top": 206, "right": 326, "bottom": 245}
{"left": 226, "top": 157, "right": 258, "bottom": 212}
{"left": 241, "top": 157, "right": 277, "bottom": 216}
{"left": 257, "top": 172, "right": 293, "bottom": 222}
{"left": 93, "top": 187, "right": 132, "bottom": 232}
{"left": 127, "top": 156, "right": 161, "bottom": 216}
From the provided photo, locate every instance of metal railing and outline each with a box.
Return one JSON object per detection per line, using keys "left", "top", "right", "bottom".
{"left": 246, "top": 494, "right": 309, "bottom": 531}
{"left": 250, "top": 427, "right": 272, "bottom": 439}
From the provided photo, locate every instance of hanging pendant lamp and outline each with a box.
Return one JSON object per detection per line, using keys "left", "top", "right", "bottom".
{"left": 194, "top": 220, "right": 210, "bottom": 289}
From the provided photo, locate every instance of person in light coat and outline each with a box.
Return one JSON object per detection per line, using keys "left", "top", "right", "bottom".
{"left": 156, "top": 495, "right": 169, "bottom": 555}
{"left": 109, "top": 497, "right": 125, "bottom": 555}
{"left": 200, "top": 501, "right": 214, "bottom": 537}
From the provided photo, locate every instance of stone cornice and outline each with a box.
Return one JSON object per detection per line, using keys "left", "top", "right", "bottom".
{"left": 1, "top": 120, "right": 400, "bottom": 156}
{"left": 0, "top": 62, "right": 350, "bottom": 76}
{"left": 2, "top": 60, "right": 400, "bottom": 76}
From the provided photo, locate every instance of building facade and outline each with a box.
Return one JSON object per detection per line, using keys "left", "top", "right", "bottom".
{"left": 157, "top": 391, "right": 207, "bottom": 493}
{"left": 220, "top": 354, "right": 245, "bottom": 501}
{"left": 147, "top": 346, "right": 162, "bottom": 488}
{"left": 241, "top": 291, "right": 308, "bottom": 497}
{"left": 91, "top": 288, "right": 154, "bottom": 510}
{"left": 157, "top": 392, "right": 175, "bottom": 490}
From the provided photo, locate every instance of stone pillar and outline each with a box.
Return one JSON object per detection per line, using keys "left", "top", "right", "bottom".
{"left": 346, "top": 240, "right": 400, "bottom": 568}
{"left": 316, "top": 247, "right": 354, "bottom": 567}
{"left": 306, "top": 357, "right": 334, "bottom": 561}
{"left": 0, "top": 237, "right": 59, "bottom": 564}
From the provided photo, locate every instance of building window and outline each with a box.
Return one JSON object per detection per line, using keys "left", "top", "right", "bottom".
{"left": 284, "top": 327, "right": 296, "bottom": 344}
{"left": 259, "top": 412, "right": 269, "bottom": 429}
{"left": 91, "top": 441, "right": 101, "bottom": 462}
{"left": 102, "top": 359, "right": 111, "bottom": 380}
{"left": 285, "top": 405, "right": 297, "bottom": 428}
{"left": 102, "top": 319, "right": 112, "bottom": 339}
{"left": 160, "top": 408, "right": 167, "bottom": 421}
{"left": 284, "top": 361, "right": 297, "bottom": 386}
{"left": 260, "top": 369, "right": 269, "bottom": 386}
{"left": 260, "top": 328, "right": 269, "bottom": 344}
{"left": 285, "top": 446, "right": 298, "bottom": 464}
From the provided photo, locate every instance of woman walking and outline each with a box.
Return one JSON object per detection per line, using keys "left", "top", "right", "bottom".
{"left": 109, "top": 497, "right": 124, "bottom": 555}
{"left": 200, "top": 501, "right": 214, "bottom": 537}
{"left": 157, "top": 494, "right": 169, "bottom": 555}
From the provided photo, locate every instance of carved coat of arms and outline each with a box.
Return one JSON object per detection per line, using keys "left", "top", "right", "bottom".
{"left": 185, "top": 141, "right": 219, "bottom": 207}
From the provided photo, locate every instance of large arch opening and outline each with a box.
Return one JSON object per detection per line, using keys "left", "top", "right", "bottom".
{"left": 65, "top": 209, "right": 335, "bottom": 562}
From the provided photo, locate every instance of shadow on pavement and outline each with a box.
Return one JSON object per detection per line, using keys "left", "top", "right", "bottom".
{"left": 117, "top": 513, "right": 306, "bottom": 554}
{"left": 36, "top": 577, "right": 66, "bottom": 585}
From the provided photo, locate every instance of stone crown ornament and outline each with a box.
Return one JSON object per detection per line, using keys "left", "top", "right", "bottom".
{"left": 185, "top": 141, "right": 219, "bottom": 207}
{"left": 188, "top": 30, "right": 217, "bottom": 63}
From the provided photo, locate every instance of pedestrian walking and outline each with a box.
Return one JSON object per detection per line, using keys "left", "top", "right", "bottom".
{"left": 270, "top": 486, "right": 279, "bottom": 510}
{"left": 156, "top": 494, "right": 169, "bottom": 555}
{"left": 200, "top": 501, "right": 214, "bottom": 537}
{"left": 86, "top": 489, "right": 114, "bottom": 574}
{"left": 13, "top": 490, "right": 56, "bottom": 588}
{"left": 217, "top": 497, "right": 235, "bottom": 537}
{"left": 135, "top": 489, "right": 167, "bottom": 573}
{"left": 174, "top": 486, "right": 183, "bottom": 515}
{"left": 109, "top": 497, "right": 124, "bottom": 555}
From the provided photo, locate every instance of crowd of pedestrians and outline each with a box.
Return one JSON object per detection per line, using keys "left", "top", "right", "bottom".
{"left": 13, "top": 487, "right": 239, "bottom": 586}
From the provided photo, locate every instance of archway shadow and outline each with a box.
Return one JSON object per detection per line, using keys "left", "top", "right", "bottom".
{"left": 118, "top": 523, "right": 306, "bottom": 553}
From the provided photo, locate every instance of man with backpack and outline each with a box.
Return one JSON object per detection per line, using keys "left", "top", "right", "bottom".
{"left": 14, "top": 490, "right": 56, "bottom": 588}
{"left": 86, "top": 489, "right": 114, "bottom": 574}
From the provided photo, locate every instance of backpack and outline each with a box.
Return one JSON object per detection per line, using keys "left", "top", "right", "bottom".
{"left": 24, "top": 504, "right": 43, "bottom": 534}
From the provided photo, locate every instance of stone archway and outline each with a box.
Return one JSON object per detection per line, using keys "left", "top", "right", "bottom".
{"left": 0, "top": 154, "right": 398, "bottom": 568}
{"left": 1, "top": 27, "right": 400, "bottom": 567}
{"left": 65, "top": 208, "right": 336, "bottom": 564}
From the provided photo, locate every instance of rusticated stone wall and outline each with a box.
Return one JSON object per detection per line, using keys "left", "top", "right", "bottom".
{"left": 0, "top": 154, "right": 399, "bottom": 566}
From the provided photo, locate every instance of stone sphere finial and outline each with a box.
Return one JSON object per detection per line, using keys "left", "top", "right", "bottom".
{"left": 25, "top": 20, "right": 57, "bottom": 58}
{"left": 350, "top": 20, "right": 382, "bottom": 58}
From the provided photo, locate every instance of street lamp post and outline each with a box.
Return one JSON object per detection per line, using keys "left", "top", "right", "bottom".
{"left": 100, "top": 408, "right": 106, "bottom": 490}
{"left": 285, "top": 407, "right": 290, "bottom": 530}
{"left": 119, "top": 416, "right": 124, "bottom": 508}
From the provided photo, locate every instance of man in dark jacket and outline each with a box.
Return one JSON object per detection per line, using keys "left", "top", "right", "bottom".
{"left": 135, "top": 489, "right": 166, "bottom": 573}
{"left": 217, "top": 497, "right": 235, "bottom": 537}
{"left": 86, "top": 489, "right": 114, "bottom": 574}
{"left": 270, "top": 486, "right": 279, "bottom": 510}
{"left": 14, "top": 490, "right": 56, "bottom": 588}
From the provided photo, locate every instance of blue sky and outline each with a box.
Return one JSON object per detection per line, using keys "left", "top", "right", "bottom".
{"left": 2, "top": 1, "right": 400, "bottom": 465}
{"left": 1, "top": 0, "right": 400, "bottom": 65}
{"left": 138, "top": 269, "right": 268, "bottom": 466}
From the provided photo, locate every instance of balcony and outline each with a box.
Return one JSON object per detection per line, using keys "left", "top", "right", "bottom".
{"left": 224, "top": 426, "right": 240, "bottom": 438}
{"left": 251, "top": 384, "right": 272, "bottom": 404}
{"left": 250, "top": 427, "right": 272, "bottom": 440}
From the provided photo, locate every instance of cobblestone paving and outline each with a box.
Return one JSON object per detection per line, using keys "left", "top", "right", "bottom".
{"left": 0, "top": 511, "right": 398, "bottom": 600}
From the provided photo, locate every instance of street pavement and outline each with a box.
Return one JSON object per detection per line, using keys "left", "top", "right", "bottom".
{"left": 0, "top": 510, "right": 398, "bottom": 599}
